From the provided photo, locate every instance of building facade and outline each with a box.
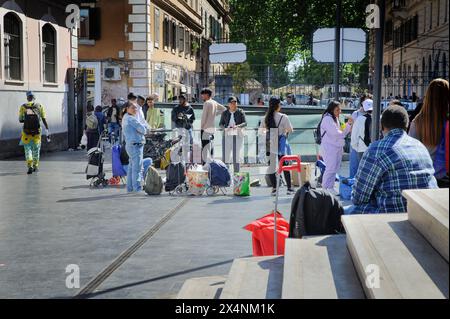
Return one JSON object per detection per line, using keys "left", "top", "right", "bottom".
{"left": 0, "top": 0, "right": 79, "bottom": 159}
{"left": 369, "top": 0, "right": 449, "bottom": 99}
{"left": 78, "top": 0, "right": 231, "bottom": 105}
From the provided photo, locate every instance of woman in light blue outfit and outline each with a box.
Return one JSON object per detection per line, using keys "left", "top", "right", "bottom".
{"left": 122, "top": 102, "right": 148, "bottom": 192}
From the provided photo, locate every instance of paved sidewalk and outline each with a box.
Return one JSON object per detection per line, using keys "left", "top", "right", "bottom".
{"left": 0, "top": 150, "right": 349, "bottom": 299}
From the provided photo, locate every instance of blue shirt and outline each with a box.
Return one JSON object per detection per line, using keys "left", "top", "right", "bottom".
{"left": 122, "top": 113, "right": 147, "bottom": 145}
{"left": 352, "top": 128, "right": 438, "bottom": 214}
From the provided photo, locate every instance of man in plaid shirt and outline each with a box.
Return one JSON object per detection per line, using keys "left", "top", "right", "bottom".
{"left": 347, "top": 105, "right": 438, "bottom": 214}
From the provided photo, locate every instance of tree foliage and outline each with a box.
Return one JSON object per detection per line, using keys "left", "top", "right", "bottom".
{"left": 228, "top": 0, "right": 369, "bottom": 89}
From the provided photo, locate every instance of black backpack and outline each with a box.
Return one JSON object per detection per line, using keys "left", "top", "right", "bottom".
{"left": 165, "top": 162, "right": 186, "bottom": 192}
{"left": 314, "top": 117, "right": 326, "bottom": 145}
{"left": 289, "top": 182, "right": 344, "bottom": 238}
{"left": 363, "top": 113, "right": 372, "bottom": 147}
{"left": 265, "top": 116, "right": 284, "bottom": 156}
{"left": 23, "top": 104, "right": 41, "bottom": 135}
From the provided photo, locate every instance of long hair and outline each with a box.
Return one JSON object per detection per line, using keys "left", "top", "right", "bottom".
{"left": 323, "top": 101, "right": 341, "bottom": 123}
{"left": 265, "top": 97, "right": 281, "bottom": 128}
{"left": 414, "top": 78, "right": 449, "bottom": 147}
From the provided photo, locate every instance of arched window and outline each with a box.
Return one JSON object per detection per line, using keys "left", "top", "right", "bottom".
{"left": 42, "top": 24, "right": 56, "bottom": 83}
{"left": 428, "top": 55, "right": 433, "bottom": 80}
{"left": 3, "top": 12, "right": 22, "bottom": 80}
{"left": 443, "top": 54, "right": 447, "bottom": 79}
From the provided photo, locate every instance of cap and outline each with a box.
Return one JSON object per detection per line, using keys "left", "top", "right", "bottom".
{"left": 363, "top": 99, "right": 374, "bottom": 112}
{"left": 228, "top": 96, "right": 237, "bottom": 103}
{"left": 137, "top": 95, "right": 145, "bottom": 101}
{"left": 26, "top": 91, "right": 34, "bottom": 97}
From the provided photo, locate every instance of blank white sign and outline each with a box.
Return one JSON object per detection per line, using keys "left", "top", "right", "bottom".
{"left": 209, "top": 43, "right": 247, "bottom": 63}
{"left": 313, "top": 28, "right": 366, "bottom": 63}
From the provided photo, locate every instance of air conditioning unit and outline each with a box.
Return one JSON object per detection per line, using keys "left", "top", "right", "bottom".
{"left": 103, "top": 66, "right": 121, "bottom": 81}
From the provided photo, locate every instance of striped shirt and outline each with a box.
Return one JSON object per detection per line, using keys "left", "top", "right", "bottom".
{"left": 352, "top": 129, "right": 438, "bottom": 214}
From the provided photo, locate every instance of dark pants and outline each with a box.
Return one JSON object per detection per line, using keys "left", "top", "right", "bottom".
{"left": 269, "top": 155, "right": 292, "bottom": 190}
{"left": 86, "top": 130, "right": 100, "bottom": 151}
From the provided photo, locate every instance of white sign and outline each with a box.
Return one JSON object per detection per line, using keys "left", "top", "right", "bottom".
{"left": 210, "top": 43, "right": 247, "bottom": 63}
{"left": 313, "top": 28, "right": 366, "bottom": 63}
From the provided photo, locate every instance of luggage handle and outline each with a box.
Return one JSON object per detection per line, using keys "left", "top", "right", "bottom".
{"left": 277, "top": 155, "right": 302, "bottom": 174}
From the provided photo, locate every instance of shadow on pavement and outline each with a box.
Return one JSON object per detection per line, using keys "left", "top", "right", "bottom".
{"left": 73, "top": 256, "right": 252, "bottom": 299}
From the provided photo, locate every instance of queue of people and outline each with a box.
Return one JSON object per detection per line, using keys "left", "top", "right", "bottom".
{"left": 19, "top": 79, "right": 447, "bottom": 207}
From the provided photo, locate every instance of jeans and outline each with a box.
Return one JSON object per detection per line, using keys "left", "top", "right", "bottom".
{"left": 126, "top": 143, "right": 144, "bottom": 192}
{"left": 109, "top": 122, "right": 121, "bottom": 144}
{"left": 349, "top": 147, "right": 360, "bottom": 179}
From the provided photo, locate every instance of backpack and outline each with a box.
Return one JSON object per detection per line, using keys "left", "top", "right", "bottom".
{"left": 86, "top": 113, "right": 99, "bottom": 130}
{"left": 23, "top": 104, "right": 41, "bottom": 135}
{"left": 314, "top": 117, "right": 326, "bottom": 145}
{"left": 289, "top": 182, "right": 344, "bottom": 238}
{"left": 165, "top": 162, "right": 186, "bottom": 192}
{"left": 363, "top": 113, "right": 372, "bottom": 147}
{"left": 144, "top": 166, "right": 163, "bottom": 195}
{"left": 265, "top": 116, "right": 284, "bottom": 156}
{"left": 209, "top": 159, "right": 231, "bottom": 187}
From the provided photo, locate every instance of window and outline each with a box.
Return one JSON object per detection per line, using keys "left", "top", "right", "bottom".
{"left": 443, "top": 54, "right": 447, "bottom": 78}
{"left": 437, "top": 0, "right": 440, "bottom": 26}
{"left": 154, "top": 8, "right": 160, "bottom": 48}
{"left": 445, "top": 0, "right": 448, "bottom": 23}
{"left": 80, "top": 8, "right": 90, "bottom": 39}
{"left": 422, "top": 57, "right": 426, "bottom": 77}
{"left": 385, "top": 20, "right": 393, "bottom": 43}
{"left": 42, "top": 24, "right": 56, "bottom": 83}
{"left": 428, "top": 55, "right": 432, "bottom": 80}
{"left": 185, "top": 30, "right": 190, "bottom": 58}
{"left": 429, "top": 2, "right": 433, "bottom": 30}
{"left": 79, "top": 7, "right": 101, "bottom": 41}
{"left": 171, "top": 21, "right": 177, "bottom": 52}
{"left": 4, "top": 12, "right": 22, "bottom": 81}
{"left": 163, "top": 16, "right": 169, "bottom": 50}
{"left": 179, "top": 25, "right": 185, "bottom": 54}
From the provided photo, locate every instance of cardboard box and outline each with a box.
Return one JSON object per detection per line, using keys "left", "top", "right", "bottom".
{"left": 292, "top": 162, "right": 313, "bottom": 187}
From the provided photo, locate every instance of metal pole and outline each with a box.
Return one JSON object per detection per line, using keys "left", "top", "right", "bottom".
{"left": 372, "top": 0, "right": 386, "bottom": 142}
{"left": 334, "top": 0, "right": 342, "bottom": 101}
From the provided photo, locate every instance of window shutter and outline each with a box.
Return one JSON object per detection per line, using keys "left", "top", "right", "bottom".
{"left": 89, "top": 8, "right": 101, "bottom": 40}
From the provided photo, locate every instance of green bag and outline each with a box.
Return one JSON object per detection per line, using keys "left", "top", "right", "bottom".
{"left": 233, "top": 172, "right": 250, "bottom": 196}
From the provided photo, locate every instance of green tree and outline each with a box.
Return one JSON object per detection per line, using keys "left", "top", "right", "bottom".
{"left": 228, "top": 0, "right": 369, "bottom": 89}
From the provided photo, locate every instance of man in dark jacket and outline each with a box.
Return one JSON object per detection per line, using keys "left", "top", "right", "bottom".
{"left": 219, "top": 96, "right": 247, "bottom": 172}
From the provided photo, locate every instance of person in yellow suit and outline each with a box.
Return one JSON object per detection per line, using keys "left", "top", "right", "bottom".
{"left": 19, "top": 91, "right": 50, "bottom": 174}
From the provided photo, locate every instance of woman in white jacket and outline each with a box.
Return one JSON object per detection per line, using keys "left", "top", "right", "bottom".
{"left": 350, "top": 99, "right": 373, "bottom": 160}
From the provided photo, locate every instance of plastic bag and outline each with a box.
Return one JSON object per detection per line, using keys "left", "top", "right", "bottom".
{"left": 233, "top": 172, "right": 250, "bottom": 196}
{"left": 80, "top": 133, "right": 88, "bottom": 147}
